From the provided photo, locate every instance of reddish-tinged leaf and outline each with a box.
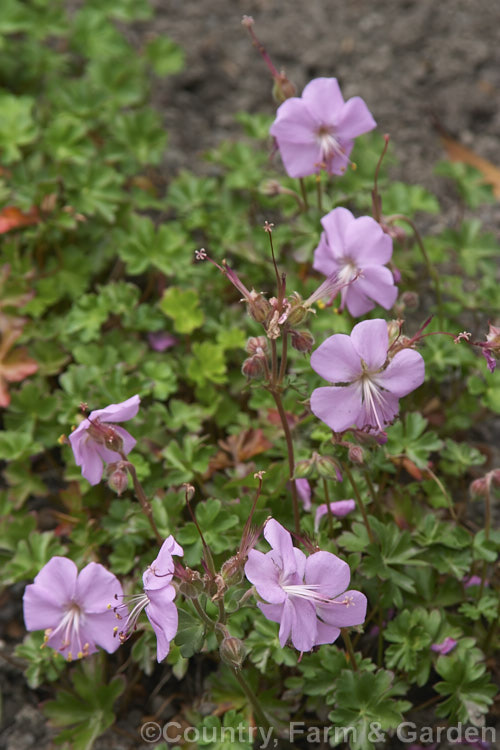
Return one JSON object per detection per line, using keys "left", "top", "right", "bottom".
{"left": 0, "top": 314, "right": 38, "bottom": 407}
{"left": 0, "top": 206, "right": 40, "bottom": 234}
{"left": 439, "top": 133, "right": 500, "bottom": 199}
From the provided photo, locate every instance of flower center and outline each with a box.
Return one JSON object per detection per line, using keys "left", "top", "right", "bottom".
{"left": 111, "top": 592, "right": 150, "bottom": 644}
{"left": 316, "top": 126, "right": 342, "bottom": 162}
{"left": 281, "top": 582, "right": 352, "bottom": 607}
{"left": 43, "top": 601, "right": 89, "bottom": 661}
{"left": 358, "top": 372, "right": 390, "bottom": 432}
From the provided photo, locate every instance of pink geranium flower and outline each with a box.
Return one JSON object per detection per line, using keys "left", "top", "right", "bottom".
{"left": 69, "top": 395, "right": 140, "bottom": 485}
{"left": 314, "top": 500, "right": 356, "bottom": 532}
{"left": 270, "top": 77, "right": 376, "bottom": 178}
{"left": 310, "top": 319, "right": 425, "bottom": 433}
{"left": 23, "top": 557, "right": 123, "bottom": 661}
{"left": 114, "top": 536, "right": 183, "bottom": 662}
{"left": 244, "top": 519, "right": 366, "bottom": 652}
{"left": 431, "top": 637, "right": 457, "bottom": 655}
{"left": 313, "top": 207, "right": 398, "bottom": 316}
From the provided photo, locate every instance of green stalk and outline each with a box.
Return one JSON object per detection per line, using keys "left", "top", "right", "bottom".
{"left": 342, "top": 462, "right": 375, "bottom": 544}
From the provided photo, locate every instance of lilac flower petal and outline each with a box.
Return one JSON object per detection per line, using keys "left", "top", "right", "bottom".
{"left": 335, "top": 97, "right": 377, "bottom": 140}
{"left": 312, "top": 234, "right": 340, "bottom": 278}
{"left": 310, "top": 384, "right": 362, "bottom": 433}
{"left": 244, "top": 550, "right": 287, "bottom": 604}
{"left": 463, "top": 575, "right": 482, "bottom": 588}
{"left": 257, "top": 601, "right": 284, "bottom": 624}
{"left": 271, "top": 97, "right": 318, "bottom": 144}
{"left": 292, "top": 547, "right": 307, "bottom": 581}
{"left": 94, "top": 443, "right": 124, "bottom": 465}
{"left": 82, "top": 611, "right": 122, "bottom": 654}
{"left": 148, "top": 332, "right": 177, "bottom": 352}
{"left": 317, "top": 590, "right": 367, "bottom": 628}
{"left": 289, "top": 598, "right": 317, "bottom": 652}
{"left": 112, "top": 426, "right": 136, "bottom": 455}
{"left": 310, "top": 333, "right": 362, "bottom": 383}
{"left": 314, "top": 620, "right": 341, "bottom": 646}
{"left": 32, "top": 556, "right": 78, "bottom": 601}
{"left": 68, "top": 421, "right": 90, "bottom": 464}
{"left": 357, "top": 387, "right": 399, "bottom": 431}
{"left": 375, "top": 348, "right": 425, "bottom": 396}
{"left": 76, "top": 562, "right": 123, "bottom": 614}
{"left": 482, "top": 348, "right": 496, "bottom": 373}
{"left": 302, "top": 77, "right": 345, "bottom": 121}
{"left": 278, "top": 597, "right": 294, "bottom": 647}
{"left": 146, "top": 587, "right": 178, "bottom": 662}
{"left": 350, "top": 319, "right": 388, "bottom": 369}
{"left": 345, "top": 217, "right": 393, "bottom": 265}
{"left": 90, "top": 395, "right": 140, "bottom": 424}
{"left": 79, "top": 439, "right": 105, "bottom": 485}
{"left": 319, "top": 207, "right": 355, "bottom": 260}
{"left": 355, "top": 266, "right": 398, "bottom": 310}
{"left": 314, "top": 500, "right": 356, "bottom": 531}
{"left": 263, "top": 519, "right": 297, "bottom": 578}
{"left": 343, "top": 285, "right": 375, "bottom": 317}
{"left": 274, "top": 139, "right": 322, "bottom": 179}
{"left": 326, "top": 144, "right": 353, "bottom": 176}
{"left": 295, "top": 478, "right": 312, "bottom": 511}
{"left": 23, "top": 584, "right": 64, "bottom": 631}
{"left": 143, "top": 536, "right": 183, "bottom": 590}
{"left": 305, "top": 551, "right": 351, "bottom": 599}
{"left": 431, "top": 637, "right": 457, "bottom": 655}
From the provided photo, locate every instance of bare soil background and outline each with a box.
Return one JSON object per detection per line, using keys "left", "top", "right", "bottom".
{"left": 1, "top": 1, "right": 499, "bottom": 748}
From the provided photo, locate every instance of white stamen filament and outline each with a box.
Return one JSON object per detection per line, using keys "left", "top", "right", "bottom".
{"left": 359, "top": 374, "right": 390, "bottom": 432}
{"left": 281, "top": 582, "right": 351, "bottom": 606}
{"left": 113, "top": 593, "right": 150, "bottom": 642}
{"left": 45, "top": 602, "right": 84, "bottom": 659}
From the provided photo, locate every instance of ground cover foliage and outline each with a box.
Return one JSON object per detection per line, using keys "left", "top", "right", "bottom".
{"left": 0, "top": 1, "right": 499, "bottom": 748}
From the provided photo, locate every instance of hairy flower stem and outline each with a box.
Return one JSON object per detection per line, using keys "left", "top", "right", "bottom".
{"left": 271, "top": 388, "right": 300, "bottom": 534}
{"left": 363, "top": 470, "right": 382, "bottom": 516}
{"left": 191, "top": 599, "right": 216, "bottom": 630}
{"left": 268, "top": 334, "right": 300, "bottom": 533}
{"left": 479, "top": 477, "right": 492, "bottom": 598}
{"left": 316, "top": 174, "right": 323, "bottom": 213}
{"left": 323, "top": 478, "right": 334, "bottom": 534}
{"left": 387, "top": 213, "right": 443, "bottom": 327}
{"left": 121, "top": 457, "right": 162, "bottom": 545}
{"left": 299, "top": 178, "right": 309, "bottom": 211}
{"left": 341, "top": 628, "right": 358, "bottom": 671}
{"left": 278, "top": 331, "right": 288, "bottom": 385}
{"left": 232, "top": 668, "right": 273, "bottom": 731}
{"left": 342, "top": 463, "right": 375, "bottom": 544}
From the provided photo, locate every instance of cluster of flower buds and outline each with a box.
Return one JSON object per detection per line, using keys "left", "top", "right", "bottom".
{"left": 242, "top": 336, "right": 268, "bottom": 379}
{"left": 294, "top": 451, "right": 343, "bottom": 482}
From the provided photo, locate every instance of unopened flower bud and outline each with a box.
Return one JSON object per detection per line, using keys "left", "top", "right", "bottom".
{"left": 221, "top": 555, "right": 244, "bottom": 585}
{"left": 178, "top": 579, "right": 203, "bottom": 599}
{"left": 294, "top": 458, "right": 315, "bottom": 478}
{"left": 381, "top": 222, "right": 406, "bottom": 243}
{"left": 316, "top": 455, "right": 343, "bottom": 481}
{"left": 290, "top": 329, "right": 314, "bottom": 353}
{"left": 247, "top": 291, "right": 271, "bottom": 323}
{"left": 219, "top": 636, "right": 246, "bottom": 669}
{"left": 400, "top": 291, "right": 419, "bottom": 310}
{"left": 470, "top": 478, "right": 487, "bottom": 498}
{"left": 242, "top": 355, "right": 266, "bottom": 379}
{"left": 348, "top": 444, "right": 364, "bottom": 464}
{"left": 246, "top": 336, "right": 268, "bottom": 355}
{"left": 387, "top": 319, "right": 403, "bottom": 345}
{"left": 272, "top": 72, "right": 297, "bottom": 104}
{"left": 107, "top": 463, "right": 128, "bottom": 496}
{"left": 286, "top": 298, "right": 307, "bottom": 327}
{"left": 260, "top": 179, "right": 283, "bottom": 197}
